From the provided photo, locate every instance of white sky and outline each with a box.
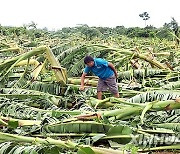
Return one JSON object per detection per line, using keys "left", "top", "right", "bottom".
{"left": 0, "top": 0, "right": 179, "bottom": 30}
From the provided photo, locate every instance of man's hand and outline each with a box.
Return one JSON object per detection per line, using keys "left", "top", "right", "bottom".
{"left": 108, "top": 63, "right": 118, "bottom": 79}
{"left": 80, "top": 73, "right": 87, "bottom": 91}
{"left": 80, "top": 86, "right": 85, "bottom": 91}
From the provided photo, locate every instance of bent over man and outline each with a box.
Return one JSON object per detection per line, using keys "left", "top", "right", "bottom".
{"left": 80, "top": 56, "right": 119, "bottom": 100}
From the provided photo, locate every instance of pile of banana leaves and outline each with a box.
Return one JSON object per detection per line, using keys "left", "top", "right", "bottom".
{"left": 0, "top": 35, "right": 180, "bottom": 153}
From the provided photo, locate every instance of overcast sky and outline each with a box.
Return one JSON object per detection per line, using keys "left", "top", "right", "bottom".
{"left": 0, "top": 0, "right": 179, "bottom": 30}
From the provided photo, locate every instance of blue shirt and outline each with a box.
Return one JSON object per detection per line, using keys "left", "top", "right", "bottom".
{"left": 84, "top": 58, "right": 114, "bottom": 80}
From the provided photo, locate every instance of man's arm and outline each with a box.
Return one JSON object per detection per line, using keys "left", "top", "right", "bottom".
{"left": 108, "top": 62, "right": 118, "bottom": 78}
{"left": 80, "top": 72, "right": 87, "bottom": 90}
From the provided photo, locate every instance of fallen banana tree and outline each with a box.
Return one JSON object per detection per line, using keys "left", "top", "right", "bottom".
{"left": 0, "top": 37, "right": 180, "bottom": 153}
{"left": 85, "top": 97, "right": 180, "bottom": 123}
{"left": 0, "top": 132, "right": 126, "bottom": 154}
{"left": 0, "top": 46, "right": 67, "bottom": 85}
{"left": 89, "top": 44, "right": 168, "bottom": 69}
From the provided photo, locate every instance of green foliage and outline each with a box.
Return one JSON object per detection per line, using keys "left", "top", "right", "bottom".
{"left": 79, "top": 25, "right": 102, "bottom": 40}
{"left": 139, "top": 12, "right": 150, "bottom": 27}
{"left": 0, "top": 23, "right": 180, "bottom": 153}
{"left": 126, "top": 27, "right": 155, "bottom": 38}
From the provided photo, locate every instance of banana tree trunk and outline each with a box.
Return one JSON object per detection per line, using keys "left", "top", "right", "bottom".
{"left": 91, "top": 44, "right": 167, "bottom": 69}
{"left": 84, "top": 97, "right": 180, "bottom": 121}
{"left": 0, "top": 132, "right": 126, "bottom": 154}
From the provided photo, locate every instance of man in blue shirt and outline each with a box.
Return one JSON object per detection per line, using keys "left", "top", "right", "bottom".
{"left": 80, "top": 56, "right": 119, "bottom": 100}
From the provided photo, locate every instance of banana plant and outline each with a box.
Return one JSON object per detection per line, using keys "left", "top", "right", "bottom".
{"left": 0, "top": 46, "right": 67, "bottom": 86}
{"left": 0, "top": 132, "right": 126, "bottom": 154}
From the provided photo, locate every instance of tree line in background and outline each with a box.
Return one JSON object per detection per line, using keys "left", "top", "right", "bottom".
{"left": 0, "top": 17, "right": 179, "bottom": 43}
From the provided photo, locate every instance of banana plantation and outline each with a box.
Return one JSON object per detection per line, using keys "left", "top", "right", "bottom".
{"left": 0, "top": 26, "right": 180, "bottom": 153}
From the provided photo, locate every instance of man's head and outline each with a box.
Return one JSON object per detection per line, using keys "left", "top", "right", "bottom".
{"left": 84, "top": 56, "right": 94, "bottom": 67}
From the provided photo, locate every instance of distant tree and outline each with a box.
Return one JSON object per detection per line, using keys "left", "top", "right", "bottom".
{"left": 139, "top": 12, "right": 150, "bottom": 27}
{"left": 42, "top": 27, "right": 48, "bottom": 32}
{"left": 28, "top": 21, "right": 37, "bottom": 29}
{"left": 164, "top": 17, "right": 179, "bottom": 44}
{"left": 114, "top": 26, "right": 127, "bottom": 35}
{"left": 79, "top": 25, "right": 102, "bottom": 40}
{"left": 156, "top": 28, "right": 173, "bottom": 40}
{"left": 169, "top": 18, "right": 179, "bottom": 42}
